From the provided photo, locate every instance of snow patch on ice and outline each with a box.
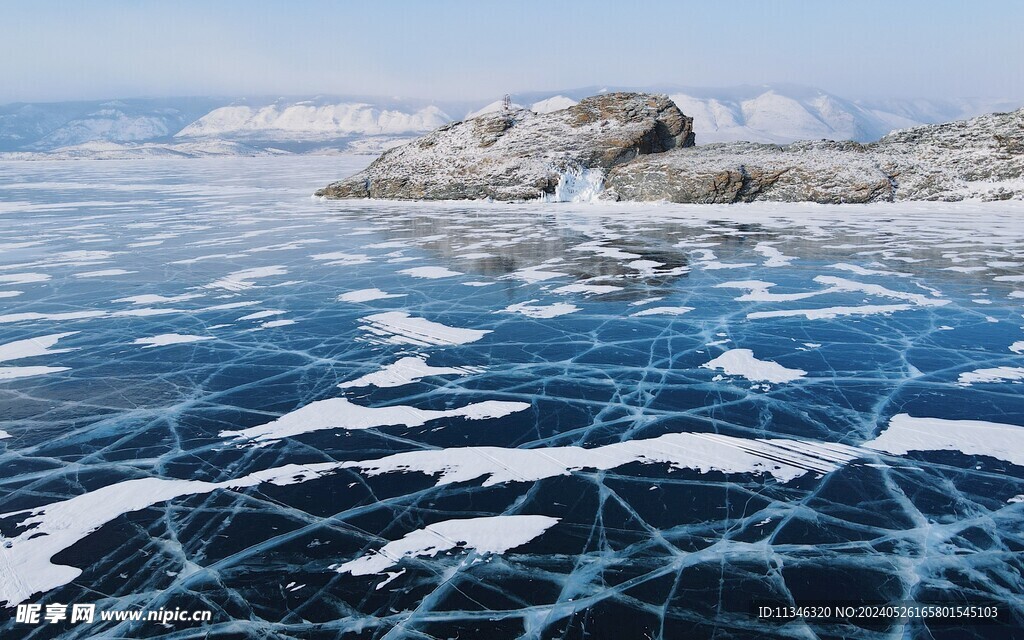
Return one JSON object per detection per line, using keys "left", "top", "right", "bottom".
{"left": 957, "top": 366, "right": 1024, "bottom": 386}
{"left": 133, "top": 334, "right": 214, "bottom": 349}
{"left": 502, "top": 300, "right": 580, "bottom": 318}
{"left": 0, "top": 462, "right": 360, "bottom": 606}
{"left": 204, "top": 266, "right": 287, "bottom": 291}
{"left": 338, "top": 356, "right": 482, "bottom": 389}
{"left": 0, "top": 332, "right": 77, "bottom": 362}
{"left": 0, "top": 366, "right": 71, "bottom": 380}
{"left": 864, "top": 414, "right": 1024, "bottom": 466}
{"left": 504, "top": 265, "right": 568, "bottom": 283}
{"left": 220, "top": 397, "right": 530, "bottom": 446}
{"left": 631, "top": 306, "right": 694, "bottom": 317}
{"left": 702, "top": 349, "right": 807, "bottom": 383}
{"left": 351, "top": 432, "right": 865, "bottom": 487}
{"left": 748, "top": 305, "right": 914, "bottom": 320}
{"left": 398, "top": 266, "right": 463, "bottom": 279}
{"left": 73, "top": 269, "right": 135, "bottom": 278}
{"left": 0, "top": 273, "right": 50, "bottom": 285}
{"left": 359, "top": 311, "right": 490, "bottom": 347}
{"left": 336, "top": 515, "right": 559, "bottom": 576}
{"left": 754, "top": 242, "right": 796, "bottom": 267}
{"left": 552, "top": 284, "right": 623, "bottom": 296}
{"left": 237, "top": 309, "right": 286, "bottom": 321}
{"left": 113, "top": 293, "right": 203, "bottom": 305}
{"left": 338, "top": 288, "right": 405, "bottom": 302}
{"left": 0, "top": 311, "right": 106, "bottom": 324}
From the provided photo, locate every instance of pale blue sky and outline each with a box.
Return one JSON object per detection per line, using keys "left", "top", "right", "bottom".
{"left": 2, "top": 0, "right": 1022, "bottom": 103}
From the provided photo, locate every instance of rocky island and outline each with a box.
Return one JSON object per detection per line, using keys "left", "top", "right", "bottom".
{"left": 317, "top": 92, "right": 1024, "bottom": 203}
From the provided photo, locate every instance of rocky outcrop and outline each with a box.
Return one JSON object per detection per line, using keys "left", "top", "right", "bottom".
{"left": 604, "top": 141, "right": 894, "bottom": 204}
{"left": 606, "top": 108, "right": 1024, "bottom": 203}
{"left": 317, "top": 93, "right": 1024, "bottom": 203}
{"left": 316, "top": 93, "right": 693, "bottom": 201}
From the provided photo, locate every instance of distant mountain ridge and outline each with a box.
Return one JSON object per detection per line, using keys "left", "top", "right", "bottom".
{"left": 1, "top": 85, "right": 1020, "bottom": 159}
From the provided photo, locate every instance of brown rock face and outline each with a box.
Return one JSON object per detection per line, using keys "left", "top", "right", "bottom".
{"left": 605, "top": 141, "right": 895, "bottom": 204}
{"left": 315, "top": 93, "right": 694, "bottom": 201}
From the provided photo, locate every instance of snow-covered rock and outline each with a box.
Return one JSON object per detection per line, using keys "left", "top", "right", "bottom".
{"left": 316, "top": 92, "right": 693, "bottom": 201}
{"left": 606, "top": 107, "right": 1024, "bottom": 203}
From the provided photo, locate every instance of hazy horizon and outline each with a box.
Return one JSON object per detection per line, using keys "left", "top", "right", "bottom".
{"left": 3, "top": 0, "right": 1024, "bottom": 105}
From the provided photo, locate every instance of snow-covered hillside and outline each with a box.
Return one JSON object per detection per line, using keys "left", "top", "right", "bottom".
{"left": 665, "top": 86, "right": 1019, "bottom": 144}
{"left": 176, "top": 102, "right": 450, "bottom": 139}
{"left": 466, "top": 96, "right": 578, "bottom": 119}
{"left": 667, "top": 89, "right": 899, "bottom": 143}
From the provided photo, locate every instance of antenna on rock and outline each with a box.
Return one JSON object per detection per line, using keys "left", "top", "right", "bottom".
{"left": 503, "top": 94, "right": 512, "bottom": 111}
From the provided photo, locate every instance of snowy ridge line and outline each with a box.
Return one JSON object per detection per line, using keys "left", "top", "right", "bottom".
{"left": 176, "top": 103, "right": 450, "bottom": 138}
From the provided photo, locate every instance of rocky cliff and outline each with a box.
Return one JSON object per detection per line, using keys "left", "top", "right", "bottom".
{"left": 315, "top": 93, "right": 693, "bottom": 201}
{"left": 316, "top": 93, "right": 1024, "bottom": 203}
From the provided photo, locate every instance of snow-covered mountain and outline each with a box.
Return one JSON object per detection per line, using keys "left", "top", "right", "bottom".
{"left": 667, "top": 87, "right": 900, "bottom": 143}
{"left": 663, "top": 85, "right": 1021, "bottom": 144}
{"left": 466, "top": 95, "right": 579, "bottom": 119}
{"left": 1, "top": 85, "right": 1019, "bottom": 158}
{"left": 501, "top": 84, "right": 1022, "bottom": 145}
{"left": 0, "top": 98, "right": 222, "bottom": 152}
{"left": 176, "top": 101, "right": 450, "bottom": 139}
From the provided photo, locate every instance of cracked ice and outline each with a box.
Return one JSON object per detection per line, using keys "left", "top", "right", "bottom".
{"left": 0, "top": 157, "right": 1023, "bottom": 639}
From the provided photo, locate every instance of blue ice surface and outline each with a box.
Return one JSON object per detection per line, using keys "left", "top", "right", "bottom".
{"left": 0, "top": 156, "right": 1022, "bottom": 639}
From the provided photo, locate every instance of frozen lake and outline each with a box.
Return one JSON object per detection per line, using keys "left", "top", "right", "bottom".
{"left": 1, "top": 157, "right": 1023, "bottom": 639}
